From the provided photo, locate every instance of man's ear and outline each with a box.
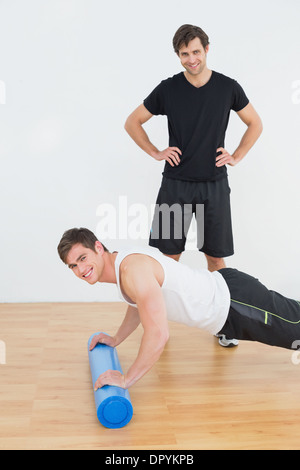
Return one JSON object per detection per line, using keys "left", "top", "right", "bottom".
{"left": 95, "top": 241, "right": 104, "bottom": 255}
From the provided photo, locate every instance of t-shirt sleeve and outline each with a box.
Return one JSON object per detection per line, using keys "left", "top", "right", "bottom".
{"left": 231, "top": 81, "right": 249, "bottom": 112}
{"left": 143, "top": 81, "right": 166, "bottom": 116}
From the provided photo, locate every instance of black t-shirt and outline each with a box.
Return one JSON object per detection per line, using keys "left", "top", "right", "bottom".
{"left": 143, "top": 71, "right": 249, "bottom": 182}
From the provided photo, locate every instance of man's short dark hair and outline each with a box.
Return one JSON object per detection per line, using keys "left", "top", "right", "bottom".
{"left": 57, "top": 227, "right": 109, "bottom": 264}
{"left": 173, "top": 24, "right": 210, "bottom": 55}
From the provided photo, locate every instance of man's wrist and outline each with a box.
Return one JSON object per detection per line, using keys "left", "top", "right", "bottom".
{"left": 149, "top": 148, "right": 159, "bottom": 159}
{"left": 232, "top": 150, "right": 244, "bottom": 164}
{"left": 112, "top": 334, "right": 120, "bottom": 347}
{"left": 123, "top": 374, "right": 129, "bottom": 389}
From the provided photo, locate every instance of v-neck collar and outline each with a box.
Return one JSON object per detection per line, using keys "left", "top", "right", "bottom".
{"left": 181, "top": 70, "right": 214, "bottom": 90}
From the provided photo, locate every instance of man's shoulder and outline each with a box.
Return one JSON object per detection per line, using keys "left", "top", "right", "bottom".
{"left": 120, "top": 252, "right": 149, "bottom": 269}
{"left": 156, "top": 72, "right": 183, "bottom": 88}
{"left": 118, "top": 248, "right": 157, "bottom": 271}
{"left": 213, "top": 70, "right": 237, "bottom": 84}
{"left": 118, "top": 247, "right": 165, "bottom": 281}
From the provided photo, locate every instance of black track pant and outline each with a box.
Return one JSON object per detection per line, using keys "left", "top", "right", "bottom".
{"left": 218, "top": 268, "right": 300, "bottom": 350}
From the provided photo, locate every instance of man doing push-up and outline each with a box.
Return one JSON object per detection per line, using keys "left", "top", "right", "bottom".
{"left": 58, "top": 227, "right": 300, "bottom": 390}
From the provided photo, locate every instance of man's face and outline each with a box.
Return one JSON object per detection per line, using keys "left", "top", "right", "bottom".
{"left": 178, "top": 37, "right": 209, "bottom": 76}
{"left": 66, "top": 242, "right": 104, "bottom": 284}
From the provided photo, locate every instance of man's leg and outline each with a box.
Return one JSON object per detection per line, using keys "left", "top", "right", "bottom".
{"left": 198, "top": 178, "right": 234, "bottom": 261}
{"left": 205, "top": 254, "right": 226, "bottom": 272}
{"left": 149, "top": 177, "right": 192, "bottom": 257}
{"left": 165, "top": 253, "right": 182, "bottom": 262}
{"left": 218, "top": 268, "right": 300, "bottom": 350}
{"left": 197, "top": 179, "right": 238, "bottom": 347}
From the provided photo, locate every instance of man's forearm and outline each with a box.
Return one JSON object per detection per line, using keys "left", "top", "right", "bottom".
{"left": 93, "top": 328, "right": 168, "bottom": 391}
{"left": 125, "top": 119, "right": 159, "bottom": 158}
{"left": 233, "top": 122, "right": 262, "bottom": 163}
{"left": 233, "top": 106, "right": 263, "bottom": 164}
{"left": 124, "top": 328, "right": 169, "bottom": 388}
{"left": 114, "top": 305, "right": 141, "bottom": 346}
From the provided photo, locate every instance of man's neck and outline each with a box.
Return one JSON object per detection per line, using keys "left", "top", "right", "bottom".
{"left": 184, "top": 68, "right": 212, "bottom": 88}
{"left": 98, "top": 251, "right": 118, "bottom": 284}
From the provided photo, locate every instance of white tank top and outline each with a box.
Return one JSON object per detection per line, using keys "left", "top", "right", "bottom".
{"left": 115, "top": 245, "right": 230, "bottom": 335}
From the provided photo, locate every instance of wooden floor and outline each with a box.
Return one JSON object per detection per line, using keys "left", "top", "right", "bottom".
{"left": 0, "top": 302, "right": 299, "bottom": 450}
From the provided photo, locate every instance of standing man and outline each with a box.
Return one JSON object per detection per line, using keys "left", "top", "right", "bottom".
{"left": 125, "top": 24, "right": 263, "bottom": 272}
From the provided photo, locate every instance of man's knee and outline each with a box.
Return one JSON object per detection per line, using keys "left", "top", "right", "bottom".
{"left": 164, "top": 253, "right": 182, "bottom": 262}
{"left": 205, "top": 254, "right": 226, "bottom": 272}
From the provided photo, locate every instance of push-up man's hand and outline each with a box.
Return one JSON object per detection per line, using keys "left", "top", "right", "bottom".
{"left": 89, "top": 332, "right": 116, "bottom": 351}
{"left": 94, "top": 369, "right": 127, "bottom": 390}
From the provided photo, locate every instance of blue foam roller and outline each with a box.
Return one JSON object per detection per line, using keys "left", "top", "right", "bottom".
{"left": 87, "top": 332, "right": 133, "bottom": 429}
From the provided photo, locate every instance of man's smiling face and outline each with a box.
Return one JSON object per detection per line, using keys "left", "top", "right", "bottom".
{"left": 66, "top": 242, "right": 104, "bottom": 284}
{"left": 178, "top": 37, "right": 209, "bottom": 76}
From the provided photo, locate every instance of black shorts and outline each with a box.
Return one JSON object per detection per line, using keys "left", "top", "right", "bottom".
{"left": 219, "top": 268, "right": 300, "bottom": 350}
{"left": 149, "top": 176, "right": 234, "bottom": 257}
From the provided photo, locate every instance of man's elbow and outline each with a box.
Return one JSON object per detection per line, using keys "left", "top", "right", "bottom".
{"left": 124, "top": 114, "right": 140, "bottom": 136}
{"left": 124, "top": 115, "right": 133, "bottom": 134}
{"left": 250, "top": 111, "right": 263, "bottom": 136}
{"left": 256, "top": 116, "right": 263, "bottom": 136}
{"left": 148, "top": 326, "right": 169, "bottom": 354}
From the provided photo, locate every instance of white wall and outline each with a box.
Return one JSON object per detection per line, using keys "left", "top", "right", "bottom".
{"left": 0, "top": 0, "right": 299, "bottom": 303}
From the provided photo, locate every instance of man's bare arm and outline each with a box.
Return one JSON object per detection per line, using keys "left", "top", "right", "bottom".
{"left": 89, "top": 305, "right": 141, "bottom": 351}
{"left": 94, "top": 257, "right": 169, "bottom": 389}
{"left": 124, "top": 274, "right": 170, "bottom": 388}
{"left": 216, "top": 102, "right": 263, "bottom": 167}
{"left": 125, "top": 104, "right": 181, "bottom": 167}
